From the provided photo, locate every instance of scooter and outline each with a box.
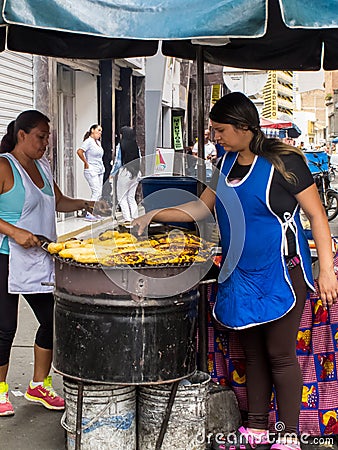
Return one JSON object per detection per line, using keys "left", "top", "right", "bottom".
{"left": 311, "top": 153, "right": 338, "bottom": 221}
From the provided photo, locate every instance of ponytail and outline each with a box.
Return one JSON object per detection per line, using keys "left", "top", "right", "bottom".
{"left": 0, "top": 110, "right": 50, "bottom": 154}
{"left": 83, "top": 124, "right": 99, "bottom": 141}
{"left": 0, "top": 120, "right": 15, "bottom": 153}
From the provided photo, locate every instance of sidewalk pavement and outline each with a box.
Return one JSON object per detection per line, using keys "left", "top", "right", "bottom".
{"left": 2, "top": 212, "right": 338, "bottom": 449}
{"left": 0, "top": 214, "right": 118, "bottom": 450}
{"left": 0, "top": 295, "right": 65, "bottom": 450}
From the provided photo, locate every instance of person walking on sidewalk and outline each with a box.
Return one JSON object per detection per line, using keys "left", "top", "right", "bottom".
{"left": 0, "top": 110, "right": 96, "bottom": 416}
{"left": 132, "top": 92, "right": 338, "bottom": 450}
{"left": 110, "top": 126, "right": 141, "bottom": 222}
{"left": 77, "top": 124, "right": 105, "bottom": 221}
{"left": 192, "top": 128, "right": 217, "bottom": 181}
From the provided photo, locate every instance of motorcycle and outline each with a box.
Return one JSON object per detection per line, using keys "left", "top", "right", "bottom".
{"left": 311, "top": 153, "right": 338, "bottom": 221}
{"left": 328, "top": 154, "right": 338, "bottom": 182}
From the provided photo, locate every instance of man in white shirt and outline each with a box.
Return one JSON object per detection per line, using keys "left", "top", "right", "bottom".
{"left": 192, "top": 129, "right": 217, "bottom": 181}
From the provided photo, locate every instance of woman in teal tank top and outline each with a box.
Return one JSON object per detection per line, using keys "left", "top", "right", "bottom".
{"left": 0, "top": 110, "right": 97, "bottom": 418}
{"left": 0, "top": 159, "right": 53, "bottom": 254}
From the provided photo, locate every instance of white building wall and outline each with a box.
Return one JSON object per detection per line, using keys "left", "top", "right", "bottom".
{"left": 74, "top": 71, "right": 99, "bottom": 199}
{"left": 144, "top": 52, "right": 167, "bottom": 175}
{"left": 0, "top": 51, "right": 33, "bottom": 136}
{"left": 293, "top": 110, "right": 316, "bottom": 147}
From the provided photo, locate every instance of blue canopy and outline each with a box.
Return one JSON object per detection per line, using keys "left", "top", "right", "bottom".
{"left": 1, "top": 0, "right": 338, "bottom": 69}
{"left": 163, "top": 0, "right": 338, "bottom": 70}
{"left": 281, "top": 0, "right": 338, "bottom": 28}
{"left": 0, "top": 0, "right": 266, "bottom": 40}
{"left": 0, "top": 0, "right": 266, "bottom": 59}
{"left": 278, "top": 123, "right": 302, "bottom": 139}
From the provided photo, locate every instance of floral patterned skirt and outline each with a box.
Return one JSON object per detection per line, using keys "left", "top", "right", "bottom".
{"left": 205, "top": 268, "right": 338, "bottom": 436}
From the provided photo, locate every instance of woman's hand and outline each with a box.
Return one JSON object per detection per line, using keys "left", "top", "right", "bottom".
{"left": 317, "top": 267, "right": 338, "bottom": 308}
{"left": 297, "top": 185, "right": 338, "bottom": 309}
{"left": 132, "top": 212, "right": 157, "bottom": 236}
{"left": 11, "top": 227, "right": 41, "bottom": 249}
{"left": 83, "top": 201, "right": 95, "bottom": 214}
{"left": 93, "top": 199, "right": 111, "bottom": 216}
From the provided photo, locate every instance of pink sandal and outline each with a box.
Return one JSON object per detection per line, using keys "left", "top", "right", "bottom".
{"left": 212, "top": 426, "right": 271, "bottom": 450}
{"left": 270, "top": 442, "right": 301, "bottom": 450}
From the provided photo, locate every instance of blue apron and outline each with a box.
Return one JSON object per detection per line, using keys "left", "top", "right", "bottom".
{"left": 214, "top": 152, "right": 314, "bottom": 329}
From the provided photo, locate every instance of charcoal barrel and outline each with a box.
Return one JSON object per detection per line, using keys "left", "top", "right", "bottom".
{"left": 53, "top": 289, "right": 198, "bottom": 385}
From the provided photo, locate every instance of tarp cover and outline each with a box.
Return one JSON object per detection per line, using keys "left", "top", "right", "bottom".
{"left": 0, "top": 0, "right": 266, "bottom": 39}
{"left": 1, "top": 0, "right": 338, "bottom": 68}
{"left": 281, "top": 0, "right": 338, "bottom": 28}
{"left": 163, "top": 0, "right": 338, "bottom": 70}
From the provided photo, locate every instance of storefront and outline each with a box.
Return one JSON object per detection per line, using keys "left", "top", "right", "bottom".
{"left": 55, "top": 58, "right": 100, "bottom": 205}
{"left": 0, "top": 50, "right": 33, "bottom": 136}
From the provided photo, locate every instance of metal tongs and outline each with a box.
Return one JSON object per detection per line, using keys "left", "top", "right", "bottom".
{"left": 35, "top": 234, "right": 52, "bottom": 252}
{"left": 211, "top": 246, "right": 222, "bottom": 256}
{"left": 119, "top": 222, "right": 167, "bottom": 238}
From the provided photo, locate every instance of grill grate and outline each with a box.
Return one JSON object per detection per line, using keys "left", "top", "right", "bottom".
{"left": 55, "top": 256, "right": 195, "bottom": 270}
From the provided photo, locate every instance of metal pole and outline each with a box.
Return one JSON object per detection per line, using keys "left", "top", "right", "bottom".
{"left": 75, "top": 381, "right": 84, "bottom": 450}
{"left": 155, "top": 380, "right": 180, "bottom": 450}
{"left": 196, "top": 45, "right": 209, "bottom": 373}
{"left": 198, "top": 282, "right": 208, "bottom": 372}
{"left": 196, "top": 46, "right": 205, "bottom": 196}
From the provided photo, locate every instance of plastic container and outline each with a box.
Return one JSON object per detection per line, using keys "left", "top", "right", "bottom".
{"left": 304, "top": 150, "right": 329, "bottom": 174}
{"left": 140, "top": 176, "right": 198, "bottom": 229}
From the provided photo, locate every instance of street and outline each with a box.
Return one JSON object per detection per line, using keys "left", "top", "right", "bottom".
{"left": 327, "top": 176, "right": 338, "bottom": 237}
{"left": 0, "top": 297, "right": 65, "bottom": 449}
{"left": 0, "top": 1, "right": 338, "bottom": 449}
{"left": 1, "top": 198, "right": 338, "bottom": 450}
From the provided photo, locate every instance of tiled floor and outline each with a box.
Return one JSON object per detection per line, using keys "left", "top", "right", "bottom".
{"left": 56, "top": 206, "right": 145, "bottom": 241}
{"left": 56, "top": 214, "right": 116, "bottom": 240}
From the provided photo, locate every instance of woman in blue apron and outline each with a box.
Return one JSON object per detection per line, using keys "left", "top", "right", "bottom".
{"left": 132, "top": 92, "right": 338, "bottom": 450}
{"left": 0, "top": 110, "right": 96, "bottom": 417}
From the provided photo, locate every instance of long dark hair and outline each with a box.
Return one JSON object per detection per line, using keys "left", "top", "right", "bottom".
{"left": 0, "top": 110, "right": 50, "bottom": 153}
{"left": 83, "top": 124, "right": 100, "bottom": 141}
{"left": 120, "top": 126, "right": 140, "bottom": 178}
{"left": 209, "top": 92, "right": 305, "bottom": 183}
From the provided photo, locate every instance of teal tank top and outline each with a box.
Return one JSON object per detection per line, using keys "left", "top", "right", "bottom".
{"left": 0, "top": 158, "right": 53, "bottom": 254}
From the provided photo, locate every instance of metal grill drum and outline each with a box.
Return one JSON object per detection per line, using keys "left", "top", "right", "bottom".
{"left": 51, "top": 222, "right": 216, "bottom": 384}
{"left": 53, "top": 290, "right": 198, "bottom": 384}
{"left": 53, "top": 259, "right": 201, "bottom": 384}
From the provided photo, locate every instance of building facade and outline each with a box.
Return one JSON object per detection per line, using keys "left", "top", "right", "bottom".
{"left": 0, "top": 51, "right": 34, "bottom": 136}
{"left": 299, "top": 89, "right": 326, "bottom": 145}
{"left": 0, "top": 51, "right": 149, "bottom": 220}
{"left": 261, "top": 71, "right": 294, "bottom": 119}
{"left": 324, "top": 70, "right": 338, "bottom": 139}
